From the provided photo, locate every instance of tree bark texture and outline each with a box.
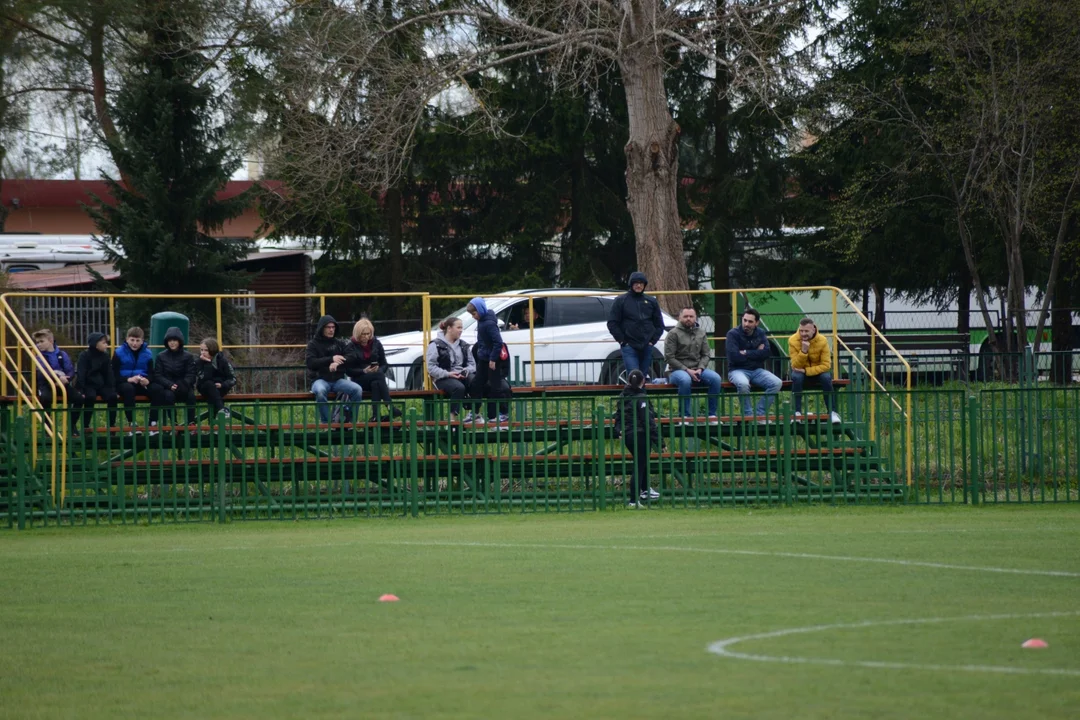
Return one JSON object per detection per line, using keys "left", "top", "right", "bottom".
{"left": 620, "top": 53, "right": 690, "bottom": 316}
{"left": 384, "top": 185, "right": 406, "bottom": 320}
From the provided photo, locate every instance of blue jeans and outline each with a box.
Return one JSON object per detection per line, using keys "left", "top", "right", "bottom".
{"left": 727, "top": 368, "right": 783, "bottom": 417}
{"left": 791, "top": 370, "right": 835, "bottom": 413}
{"left": 621, "top": 345, "right": 654, "bottom": 378}
{"left": 311, "top": 378, "right": 363, "bottom": 423}
{"left": 669, "top": 369, "right": 723, "bottom": 416}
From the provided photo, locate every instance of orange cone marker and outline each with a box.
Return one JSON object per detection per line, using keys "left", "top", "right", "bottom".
{"left": 379, "top": 594, "right": 399, "bottom": 602}
{"left": 1021, "top": 638, "right": 1048, "bottom": 649}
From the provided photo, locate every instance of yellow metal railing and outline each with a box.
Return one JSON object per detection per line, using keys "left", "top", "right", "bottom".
{"left": 0, "top": 295, "right": 68, "bottom": 502}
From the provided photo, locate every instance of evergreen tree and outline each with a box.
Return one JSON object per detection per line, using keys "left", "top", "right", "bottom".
{"left": 89, "top": 1, "right": 254, "bottom": 321}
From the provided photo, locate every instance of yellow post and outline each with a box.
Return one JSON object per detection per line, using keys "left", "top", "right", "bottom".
{"left": 730, "top": 290, "right": 738, "bottom": 332}
{"left": 421, "top": 295, "right": 432, "bottom": 390}
{"left": 831, "top": 290, "right": 839, "bottom": 374}
{"left": 528, "top": 296, "right": 536, "bottom": 388}
{"left": 906, "top": 367, "right": 913, "bottom": 487}
{"left": 215, "top": 297, "right": 223, "bottom": 347}
{"left": 869, "top": 329, "right": 876, "bottom": 441}
{"left": 320, "top": 295, "right": 326, "bottom": 318}
{"left": 0, "top": 308, "right": 6, "bottom": 396}
{"left": 108, "top": 295, "right": 116, "bottom": 348}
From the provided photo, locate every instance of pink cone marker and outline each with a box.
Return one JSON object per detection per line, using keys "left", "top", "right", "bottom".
{"left": 1021, "top": 638, "right": 1048, "bottom": 649}
{"left": 379, "top": 594, "right": 400, "bottom": 602}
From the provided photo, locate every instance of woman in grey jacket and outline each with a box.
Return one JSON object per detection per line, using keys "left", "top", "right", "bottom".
{"left": 425, "top": 316, "right": 476, "bottom": 423}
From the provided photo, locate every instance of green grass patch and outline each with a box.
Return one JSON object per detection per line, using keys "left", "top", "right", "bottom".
{"left": 2, "top": 506, "right": 1079, "bottom": 719}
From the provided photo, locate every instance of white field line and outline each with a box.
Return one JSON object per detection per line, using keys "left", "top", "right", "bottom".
{"left": 707, "top": 611, "right": 1080, "bottom": 677}
{"left": 368, "top": 540, "right": 1080, "bottom": 578}
{"left": 5, "top": 539, "right": 1080, "bottom": 579}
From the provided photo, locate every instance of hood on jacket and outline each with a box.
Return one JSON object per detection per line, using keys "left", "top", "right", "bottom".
{"left": 469, "top": 297, "right": 489, "bottom": 317}
{"left": 628, "top": 271, "right": 648, "bottom": 291}
{"left": 313, "top": 315, "right": 338, "bottom": 340}
{"left": 87, "top": 332, "right": 107, "bottom": 351}
{"left": 163, "top": 326, "right": 186, "bottom": 348}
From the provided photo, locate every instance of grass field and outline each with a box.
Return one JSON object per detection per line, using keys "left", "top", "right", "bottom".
{"left": 3, "top": 506, "right": 1080, "bottom": 719}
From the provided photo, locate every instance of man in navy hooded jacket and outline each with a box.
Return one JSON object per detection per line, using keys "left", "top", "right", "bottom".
{"left": 607, "top": 271, "right": 664, "bottom": 378}
{"left": 465, "top": 297, "right": 510, "bottom": 423}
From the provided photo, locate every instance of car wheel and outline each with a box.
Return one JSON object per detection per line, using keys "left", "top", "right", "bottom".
{"left": 405, "top": 358, "right": 425, "bottom": 390}
{"left": 598, "top": 351, "right": 624, "bottom": 385}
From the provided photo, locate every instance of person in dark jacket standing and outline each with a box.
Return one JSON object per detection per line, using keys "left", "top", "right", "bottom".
{"left": 607, "top": 271, "right": 664, "bottom": 379}
{"left": 149, "top": 326, "right": 197, "bottom": 427}
{"left": 345, "top": 318, "right": 400, "bottom": 422}
{"left": 725, "top": 307, "right": 782, "bottom": 421}
{"left": 466, "top": 297, "right": 510, "bottom": 425}
{"left": 613, "top": 369, "right": 663, "bottom": 507}
{"left": 306, "top": 315, "right": 363, "bottom": 424}
{"left": 196, "top": 338, "right": 236, "bottom": 417}
{"left": 112, "top": 326, "right": 153, "bottom": 427}
{"left": 74, "top": 332, "right": 118, "bottom": 431}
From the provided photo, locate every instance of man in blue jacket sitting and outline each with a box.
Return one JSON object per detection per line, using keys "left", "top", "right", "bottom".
{"left": 725, "top": 307, "right": 782, "bottom": 422}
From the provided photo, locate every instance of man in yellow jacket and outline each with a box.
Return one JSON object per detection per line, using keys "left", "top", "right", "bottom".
{"left": 787, "top": 318, "right": 841, "bottom": 423}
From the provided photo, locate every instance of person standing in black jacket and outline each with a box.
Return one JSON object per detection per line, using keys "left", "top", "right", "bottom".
{"left": 74, "top": 332, "right": 118, "bottom": 433}
{"left": 196, "top": 338, "right": 237, "bottom": 417}
{"left": 148, "top": 326, "right": 197, "bottom": 427}
{"left": 607, "top": 271, "right": 665, "bottom": 379}
{"left": 613, "top": 369, "right": 663, "bottom": 508}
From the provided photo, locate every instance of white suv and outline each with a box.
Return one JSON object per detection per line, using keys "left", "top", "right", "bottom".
{"left": 379, "top": 289, "right": 677, "bottom": 389}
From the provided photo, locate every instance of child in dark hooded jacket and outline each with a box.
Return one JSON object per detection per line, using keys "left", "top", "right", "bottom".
{"left": 466, "top": 297, "right": 510, "bottom": 424}
{"left": 74, "top": 332, "right": 118, "bottom": 431}
{"left": 613, "top": 369, "right": 663, "bottom": 507}
{"left": 148, "top": 326, "right": 197, "bottom": 426}
{"left": 196, "top": 338, "right": 237, "bottom": 417}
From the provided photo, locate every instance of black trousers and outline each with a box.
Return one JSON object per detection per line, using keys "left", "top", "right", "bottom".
{"left": 77, "top": 386, "right": 119, "bottom": 429}
{"left": 623, "top": 434, "right": 651, "bottom": 502}
{"left": 148, "top": 383, "right": 197, "bottom": 424}
{"left": 116, "top": 381, "right": 149, "bottom": 422}
{"left": 197, "top": 381, "right": 231, "bottom": 414}
{"left": 434, "top": 377, "right": 468, "bottom": 414}
{"left": 470, "top": 361, "right": 510, "bottom": 419}
{"left": 354, "top": 371, "right": 391, "bottom": 405}
{"left": 38, "top": 385, "right": 85, "bottom": 428}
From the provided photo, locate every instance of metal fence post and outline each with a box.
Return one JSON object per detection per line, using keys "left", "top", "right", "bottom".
{"left": 216, "top": 412, "right": 227, "bottom": 523}
{"left": 14, "top": 416, "right": 27, "bottom": 530}
{"left": 967, "top": 395, "right": 981, "bottom": 505}
{"left": 408, "top": 407, "right": 419, "bottom": 518}
{"left": 595, "top": 406, "right": 607, "bottom": 511}
{"left": 780, "top": 402, "right": 793, "bottom": 506}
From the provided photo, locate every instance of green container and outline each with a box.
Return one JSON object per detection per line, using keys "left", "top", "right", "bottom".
{"left": 149, "top": 312, "right": 189, "bottom": 358}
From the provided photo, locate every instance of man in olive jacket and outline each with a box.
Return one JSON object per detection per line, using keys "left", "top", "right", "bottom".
{"left": 664, "top": 306, "right": 723, "bottom": 423}
{"left": 787, "top": 317, "right": 840, "bottom": 423}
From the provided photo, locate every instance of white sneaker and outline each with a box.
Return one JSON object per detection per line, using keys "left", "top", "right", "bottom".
{"left": 830, "top": 411, "right": 842, "bottom": 424}
{"left": 757, "top": 419, "right": 770, "bottom": 426}
{"left": 640, "top": 487, "right": 660, "bottom": 500}
{"left": 675, "top": 416, "right": 692, "bottom": 426}
{"left": 794, "top": 411, "right": 803, "bottom": 422}
{"left": 148, "top": 422, "right": 159, "bottom": 437}
{"left": 497, "top": 413, "right": 510, "bottom": 423}
{"left": 626, "top": 502, "right": 645, "bottom": 509}
{"left": 219, "top": 408, "right": 231, "bottom": 419}
{"left": 707, "top": 415, "right": 719, "bottom": 426}
{"left": 474, "top": 415, "right": 487, "bottom": 425}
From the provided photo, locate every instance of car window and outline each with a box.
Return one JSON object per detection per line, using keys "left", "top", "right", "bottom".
{"left": 503, "top": 298, "right": 546, "bottom": 330}
{"left": 548, "top": 297, "right": 607, "bottom": 327}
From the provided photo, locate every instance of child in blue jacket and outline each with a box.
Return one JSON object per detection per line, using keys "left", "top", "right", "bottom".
{"left": 465, "top": 297, "right": 510, "bottom": 424}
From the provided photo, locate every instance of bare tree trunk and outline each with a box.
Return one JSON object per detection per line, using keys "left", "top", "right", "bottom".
{"left": 89, "top": 10, "right": 131, "bottom": 188}
{"left": 956, "top": 215, "right": 1002, "bottom": 352}
{"left": 1032, "top": 172, "right": 1078, "bottom": 353}
{"left": 620, "top": 51, "right": 690, "bottom": 315}
{"left": 1051, "top": 284, "right": 1073, "bottom": 385}
{"left": 710, "top": 14, "right": 732, "bottom": 343}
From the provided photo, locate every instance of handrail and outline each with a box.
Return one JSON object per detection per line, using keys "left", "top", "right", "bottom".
{"left": 0, "top": 296, "right": 67, "bottom": 503}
